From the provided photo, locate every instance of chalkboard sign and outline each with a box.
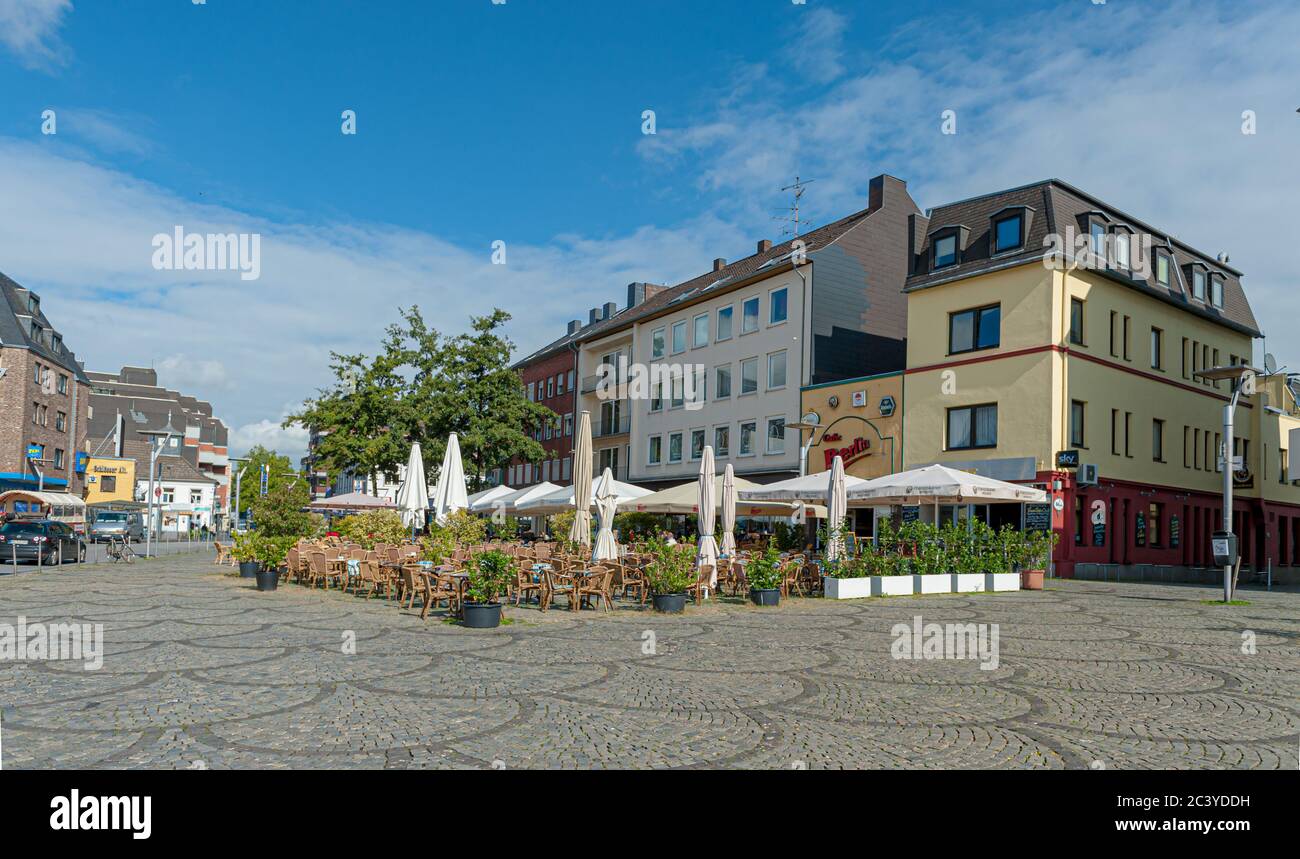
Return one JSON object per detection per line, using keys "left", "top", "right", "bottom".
{"left": 901, "top": 506, "right": 921, "bottom": 523}
{"left": 1135, "top": 512, "right": 1147, "bottom": 547}
{"left": 1092, "top": 520, "right": 1106, "bottom": 547}
{"left": 1169, "top": 515, "right": 1180, "bottom": 548}
{"left": 1024, "top": 503, "right": 1051, "bottom": 532}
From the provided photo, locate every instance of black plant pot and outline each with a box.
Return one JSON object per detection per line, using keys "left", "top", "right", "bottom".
{"left": 749, "top": 588, "right": 781, "bottom": 607}
{"left": 462, "top": 602, "right": 503, "bottom": 629}
{"left": 255, "top": 569, "right": 279, "bottom": 591}
{"left": 652, "top": 592, "right": 687, "bottom": 614}
{"left": 239, "top": 561, "right": 260, "bottom": 578}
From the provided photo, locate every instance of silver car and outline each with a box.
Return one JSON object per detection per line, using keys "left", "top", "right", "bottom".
{"left": 89, "top": 511, "right": 144, "bottom": 543}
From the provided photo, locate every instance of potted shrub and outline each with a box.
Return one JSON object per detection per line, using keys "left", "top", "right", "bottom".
{"left": 823, "top": 552, "right": 875, "bottom": 599}
{"left": 745, "top": 546, "right": 783, "bottom": 606}
{"left": 987, "top": 525, "right": 1023, "bottom": 592}
{"left": 907, "top": 522, "right": 951, "bottom": 595}
{"left": 253, "top": 536, "right": 283, "bottom": 591}
{"left": 462, "top": 549, "right": 513, "bottom": 628}
{"left": 645, "top": 539, "right": 696, "bottom": 613}
{"left": 1019, "top": 529, "right": 1056, "bottom": 591}
{"left": 232, "top": 532, "right": 260, "bottom": 578}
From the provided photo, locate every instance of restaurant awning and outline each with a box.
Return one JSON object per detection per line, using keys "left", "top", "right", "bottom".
{"left": 845, "top": 464, "right": 1047, "bottom": 506}
{"left": 619, "top": 476, "right": 826, "bottom": 518}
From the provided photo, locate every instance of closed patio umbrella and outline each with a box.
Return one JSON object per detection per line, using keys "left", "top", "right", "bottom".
{"left": 697, "top": 446, "right": 718, "bottom": 586}
{"left": 396, "top": 442, "right": 430, "bottom": 534}
{"left": 431, "top": 432, "right": 469, "bottom": 525}
{"left": 826, "top": 455, "right": 847, "bottom": 562}
{"left": 570, "top": 411, "right": 593, "bottom": 548}
{"left": 592, "top": 467, "right": 619, "bottom": 561}
{"left": 720, "top": 463, "right": 737, "bottom": 556}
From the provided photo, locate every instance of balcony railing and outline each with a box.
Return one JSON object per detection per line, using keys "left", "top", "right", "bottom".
{"left": 592, "top": 415, "right": 631, "bottom": 438}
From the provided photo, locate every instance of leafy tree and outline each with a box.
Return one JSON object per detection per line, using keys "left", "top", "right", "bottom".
{"left": 283, "top": 344, "right": 408, "bottom": 496}
{"left": 248, "top": 481, "right": 319, "bottom": 538}
{"left": 233, "top": 446, "right": 297, "bottom": 518}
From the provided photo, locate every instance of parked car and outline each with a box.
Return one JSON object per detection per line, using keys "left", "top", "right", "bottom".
{"left": 0, "top": 520, "right": 87, "bottom": 564}
{"left": 88, "top": 511, "right": 144, "bottom": 543}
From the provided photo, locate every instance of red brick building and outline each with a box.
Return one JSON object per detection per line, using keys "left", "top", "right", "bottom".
{"left": 0, "top": 274, "right": 92, "bottom": 495}
{"left": 506, "top": 322, "right": 582, "bottom": 488}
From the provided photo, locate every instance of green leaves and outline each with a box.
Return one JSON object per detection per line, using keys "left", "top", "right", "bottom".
{"left": 644, "top": 537, "right": 699, "bottom": 595}
{"left": 467, "top": 549, "right": 514, "bottom": 604}
{"left": 284, "top": 306, "right": 555, "bottom": 494}
{"left": 745, "top": 546, "right": 783, "bottom": 591}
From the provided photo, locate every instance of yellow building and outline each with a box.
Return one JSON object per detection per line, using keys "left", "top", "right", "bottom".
{"left": 801, "top": 371, "right": 904, "bottom": 479}
{"left": 83, "top": 456, "right": 136, "bottom": 505}
{"left": 901, "top": 180, "right": 1300, "bottom": 582}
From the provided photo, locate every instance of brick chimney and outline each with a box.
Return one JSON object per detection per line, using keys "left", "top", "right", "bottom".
{"left": 713, "top": 258, "right": 727, "bottom": 272}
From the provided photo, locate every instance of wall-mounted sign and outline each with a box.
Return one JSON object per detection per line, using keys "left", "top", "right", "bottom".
{"left": 1169, "top": 515, "right": 1180, "bottom": 548}
{"left": 828, "top": 395, "right": 840, "bottom": 408}
{"left": 74, "top": 451, "right": 89, "bottom": 474}
{"left": 1090, "top": 499, "right": 1106, "bottom": 547}
{"left": 26, "top": 445, "right": 41, "bottom": 460}
{"left": 851, "top": 390, "right": 867, "bottom": 408}
{"left": 1055, "top": 449, "right": 1080, "bottom": 469}
{"left": 1135, "top": 512, "right": 1147, "bottom": 547}
{"left": 1024, "top": 503, "right": 1051, "bottom": 532}
{"left": 823, "top": 436, "right": 872, "bottom": 470}
{"left": 878, "top": 395, "right": 896, "bottom": 417}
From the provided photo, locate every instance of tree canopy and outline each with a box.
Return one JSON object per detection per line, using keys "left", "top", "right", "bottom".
{"left": 284, "top": 307, "right": 554, "bottom": 493}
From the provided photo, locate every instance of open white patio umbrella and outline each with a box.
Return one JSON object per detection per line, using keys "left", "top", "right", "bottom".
{"left": 738, "top": 470, "right": 870, "bottom": 504}
{"left": 467, "top": 484, "right": 514, "bottom": 513}
{"left": 592, "top": 467, "right": 620, "bottom": 561}
{"left": 825, "top": 455, "right": 847, "bottom": 562}
{"left": 517, "top": 477, "right": 651, "bottom": 516}
{"left": 846, "top": 463, "right": 1047, "bottom": 523}
{"left": 492, "top": 482, "right": 561, "bottom": 514}
{"left": 720, "top": 464, "right": 737, "bottom": 556}
{"left": 697, "top": 446, "right": 718, "bottom": 586}
{"left": 570, "top": 411, "right": 593, "bottom": 548}
{"left": 430, "top": 432, "right": 469, "bottom": 525}
{"left": 395, "top": 442, "right": 430, "bottom": 533}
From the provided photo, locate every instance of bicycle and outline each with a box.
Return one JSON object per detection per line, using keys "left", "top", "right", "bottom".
{"left": 106, "top": 535, "right": 136, "bottom": 564}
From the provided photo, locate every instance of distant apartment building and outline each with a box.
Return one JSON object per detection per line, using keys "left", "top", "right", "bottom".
{"left": 0, "top": 273, "right": 92, "bottom": 495}
{"left": 900, "top": 178, "right": 1300, "bottom": 582}
{"left": 84, "top": 366, "right": 231, "bottom": 527}
{"left": 505, "top": 298, "right": 643, "bottom": 488}
{"left": 574, "top": 175, "right": 921, "bottom": 489}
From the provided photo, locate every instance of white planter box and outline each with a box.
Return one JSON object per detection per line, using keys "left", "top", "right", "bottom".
{"left": 985, "top": 572, "right": 1021, "bottom": 592}
{"left": 871, "top": 576, "right": 914, "bottom": 597}
{"left": 951, "top": 573, "right": 984, "bottom": 593}
{"left": 914, "top": 574, "right": 951, "bottom": 595}
{"left": 823, "top": 576, "right": 873, "bottom": 600}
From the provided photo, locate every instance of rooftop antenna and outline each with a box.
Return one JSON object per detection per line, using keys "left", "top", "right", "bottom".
{"left": 773, "top": 176, "right": 816, "bottom": 238}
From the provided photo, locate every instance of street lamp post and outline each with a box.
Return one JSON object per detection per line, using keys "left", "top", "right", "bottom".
{"left": 230, "top": 459, "right": 248, "bottom": 536}
{"left": 1195, "top": 364, "right": 1259, "bottom": 603}
{"left": 139, "top": 428, "right": 176, "bottom": 559}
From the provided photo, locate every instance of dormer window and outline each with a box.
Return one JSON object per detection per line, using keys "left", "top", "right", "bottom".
{"left": 1154, "top": 250, "right": 1171, "bottom": 287}
{"left": 933, "top": 234, "right": 958, "bottom": 269}
{"left": 1210, "top": 276, "right": 1224, "bottom": 308}
{"left": 27, "top": 293, "right": 39, "bottom": 314}
{"left": 1191, "top": 268, "right": 1206, "bottom": 301}
{"left": 1111, "top": 225, "right": 1133, "bottom": 271}
{"left": 992, "top": 214, "right": 1023, "bottom": 254}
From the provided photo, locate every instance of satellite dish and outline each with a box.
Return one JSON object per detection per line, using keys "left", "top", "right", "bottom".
{"left": 1264, "top": 353, "right": 1278, "bottom": 375}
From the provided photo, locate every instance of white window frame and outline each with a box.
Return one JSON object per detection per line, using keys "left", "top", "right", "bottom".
{"left": 767, "top": 350, "right": 787, "bottom": 390}
{"left": 671, "top": 321, "right": 687, "bottom": 355}
{"left": 651, "top": 327, "right": 666, "bottom": 359}
{"left": 716, "top": 305, "right": 734, "bottom": 341}
{"left": 738, "top": 421, "right": 757, "bottom": 457}
{"left": 714, "top": 364, "right": 731, "bottom": 399}
{"left": 740, "top": 357, "right": 758, "bottom": 395}
{"left": 765, "top": 416, "right": 787, "bottom": 455}
{"left": 768, "top": 287, "right": 788, "bottom": 326}
{"left": 689, "top": 428, "right": 705, "bottom": 461}
{"left": 692, "top": 313, "right": 709, "bottom": 348}
{"left": 668, "top": 432, "right": 683, "bottom": 463}
{"left": 713, "top": 425, "right": 730, "bottom": 458}
{"left": 741, "top": 297, "right": 760, "bottom": 334}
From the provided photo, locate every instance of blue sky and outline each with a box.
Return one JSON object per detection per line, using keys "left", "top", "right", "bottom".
{"left": 0, "top": 0, "right": 1296, "bottom": 461}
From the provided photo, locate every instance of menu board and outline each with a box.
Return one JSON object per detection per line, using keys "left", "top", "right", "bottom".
{"left": 901, "top": 506, "right": 921, "bottom": 523}
{"left": 1169, "top": 515, "right": 1180, "bottom": 548}
{"left": 1134, "top": 512, "right": 1147, "bottom": 547}
{"left": 1092, "top": 520, "right": 1106, "bottom": 547}
{"left": 1024, "top": 503, "right": 1051, "bottom": 532}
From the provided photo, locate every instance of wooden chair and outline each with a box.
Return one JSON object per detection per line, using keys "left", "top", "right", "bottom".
{"left": 540, "top": 567, "right": 577, "bottom": 612}
{"left": 781, "top": 557, "right": 807, "bottom": 597}
{"left": 514, "top": 560, "right": 544, "bottom": 606}
{"left": 213, "top": 541, "right": 231, "bottom": 565}
{"left": 686, "top": 564, "right": 715, "bottom": 606}
{"left": 577, "top": 564, "right": 616, "bottom": 613}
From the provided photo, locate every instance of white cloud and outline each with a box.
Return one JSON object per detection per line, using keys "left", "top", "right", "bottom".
{"left": 636, "top": 0, "right": 1300, "bottom": 370}
{"left": 0, "top": 0, "right": 72, "bottom": 70}
{"left": 229, "top": 416, "right": 310, "bottom": 465}
{"left": 0, "top": 140, "right": 737, "bottom": 464}
{"left": 783, "top": 8, "right": 848, "bottom": 84}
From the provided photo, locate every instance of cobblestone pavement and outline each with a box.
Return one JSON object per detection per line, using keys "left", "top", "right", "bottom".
{"left": 1, "top": 554, "right": 1297, "bottom": 769}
